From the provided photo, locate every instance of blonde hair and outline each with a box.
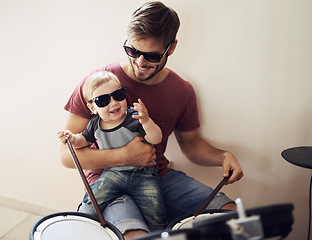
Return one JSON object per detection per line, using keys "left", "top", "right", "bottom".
{"left": 83, "top": 71, "right": 121, "bottom": 102}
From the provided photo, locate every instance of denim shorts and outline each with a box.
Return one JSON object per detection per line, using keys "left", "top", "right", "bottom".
{"left": 82, "top": 166, "right": 166, "bottom": 229}
{"left": 78, "top": 169, "right": 233, "bottom": 234}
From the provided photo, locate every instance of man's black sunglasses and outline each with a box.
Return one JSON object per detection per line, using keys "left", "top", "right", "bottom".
{"left": 89, "top": 88, "right": 127, "bottom": 108}
{"left": 123, "top": 40, "right": 171, "bottom": 63}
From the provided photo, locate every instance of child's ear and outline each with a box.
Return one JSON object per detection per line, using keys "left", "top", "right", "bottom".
{"left": 87, "top": 102, "right": 97, "bottom": 115}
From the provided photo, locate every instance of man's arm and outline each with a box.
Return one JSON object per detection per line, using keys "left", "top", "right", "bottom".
{"left": 60, "top": 112, "right": 157, "bottom": 170}
{"left": 174, "top": 129, "right": 243, "bottom": 184}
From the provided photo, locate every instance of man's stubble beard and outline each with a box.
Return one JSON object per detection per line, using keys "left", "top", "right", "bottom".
{"left": 129, "top": 57, "right": 168, "bottom": 82}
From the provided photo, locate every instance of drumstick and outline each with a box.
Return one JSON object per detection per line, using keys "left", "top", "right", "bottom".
{"left": 65, "top": 140, "right": 107, "bottom": 227}
{"left": 193, "top": 170, "right": 233, "bottom": 218}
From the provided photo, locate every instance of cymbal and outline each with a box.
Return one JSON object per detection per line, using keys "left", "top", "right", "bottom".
{"left": 281, "top": 146, "right": 312, "bottom": 169}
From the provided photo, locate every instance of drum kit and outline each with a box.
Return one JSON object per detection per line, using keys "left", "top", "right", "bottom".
{"left": 30, "top": 212, "right": 123, "bottom": 240}
{"left": 30, "top": 140, "right": 124, "bottom": 240}
{"left": 29, "top": 142, "right": 299, "bottom": 240}
{"left": 134, "top": 195, "right": 294, "bottom": 240}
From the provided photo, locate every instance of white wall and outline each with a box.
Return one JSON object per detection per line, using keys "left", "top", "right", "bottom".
{"left": 0, "top": 0, "right": 311, "bottom": 239}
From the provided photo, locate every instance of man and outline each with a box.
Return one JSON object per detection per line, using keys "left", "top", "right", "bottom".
{"left": 60, "top": 2, "right": 244, "bottom": 239}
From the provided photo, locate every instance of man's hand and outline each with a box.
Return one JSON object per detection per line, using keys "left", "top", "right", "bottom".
{"left": 222, "top": 151, "right": 244, "bottom": 185}
{"left": 124, "top": 136, "right": 157, "bottom": 167}
{"left": 174, "top": 129, "right": 244, "bottom": 184}
{"left": 60, "top": 113, "right": 156, "bottom": 169}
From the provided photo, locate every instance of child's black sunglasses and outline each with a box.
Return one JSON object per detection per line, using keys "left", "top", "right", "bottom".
{"left": 89, "top": 88, "right": 126, "bottom": 108}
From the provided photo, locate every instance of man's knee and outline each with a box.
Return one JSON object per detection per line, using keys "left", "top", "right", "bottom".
{"left": 123, "top": 230, "right": 148, "bottom": 240}
{"left": 221, "top": 202, "right": 236, "bottom": 210}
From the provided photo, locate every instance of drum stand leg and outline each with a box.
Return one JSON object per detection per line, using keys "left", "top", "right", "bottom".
{"left": 226, "top": 198, "right": 264, "bottom": 240}
{"left": 309, "top": 174, "right": 312, "bottom": 240}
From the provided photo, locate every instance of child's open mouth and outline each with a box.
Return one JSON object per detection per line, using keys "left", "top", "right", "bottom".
{"left": 110, "top": 108, "right": 120, "bottom": 114}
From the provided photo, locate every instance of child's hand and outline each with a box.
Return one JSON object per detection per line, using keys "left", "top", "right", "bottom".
{"left": 133, "top": 99, "right": 149, "bottom": 124}
{"left": 57, "top": 130, "right": 74, "bottom": 144}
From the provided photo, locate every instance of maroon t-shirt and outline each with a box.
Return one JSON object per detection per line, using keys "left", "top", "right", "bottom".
{"left": 64, "top": 62, "right": 200, "bottom": 184}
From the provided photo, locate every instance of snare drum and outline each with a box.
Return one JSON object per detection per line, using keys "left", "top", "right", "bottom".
{"left": 193, "top": 203, "right": 294, "bottom": 240}
{"left": 167, "top": 209, "right": 231, "bottom": 230}
{"left": 30, "top": 212, "right": 124, "bottom": 240}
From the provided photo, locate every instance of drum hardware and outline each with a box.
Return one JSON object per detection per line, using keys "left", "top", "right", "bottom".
{"left": 192, "top": 202, "right": 294, "bottom": 240}
{"left": 30, "top": 212, "right": 123, "bottom": 240}
{"left": 167, "top": 209, "right": 232, "bottom": 231}
{"left": 282, "top": 146, "right": 312, "bottom": 240}
{"left": 166, "top": 171, "right": 234, "bottom": 236}
{"left": 281, "top": 146, "right": 312, "bottom": 169}
{"left": 226, "top": 198, "right": 263, "bottom": 240}
{"left": 167, "top": 171, "right": 233, "bottom": 231}
{"left": 29, "top": 140, "right": 124, "bottom": 239}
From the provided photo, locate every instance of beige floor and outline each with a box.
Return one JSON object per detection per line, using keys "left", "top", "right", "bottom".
{"left": 0, "top": 204, "right": 44, "bottom": 240}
